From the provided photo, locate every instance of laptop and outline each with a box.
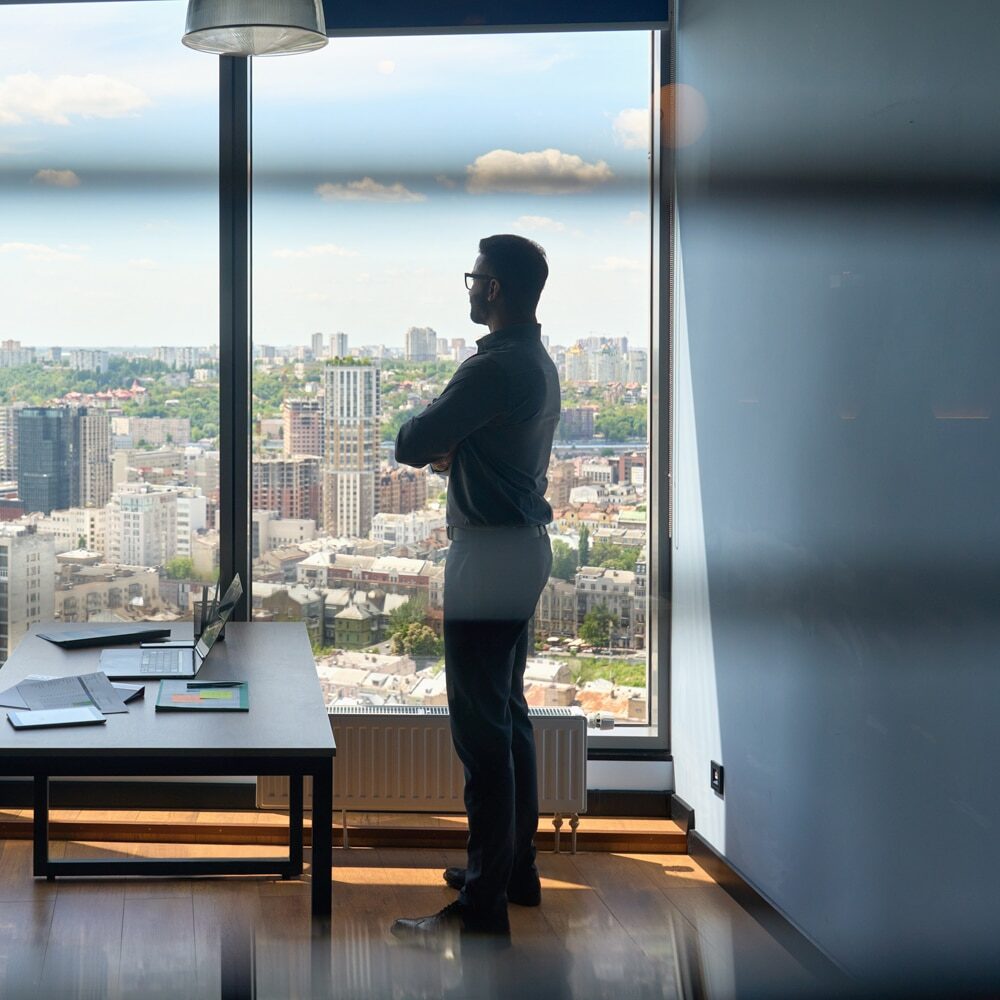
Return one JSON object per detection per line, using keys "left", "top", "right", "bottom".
{"left": 99, "top": 575, "right": 243, "bottom": 679}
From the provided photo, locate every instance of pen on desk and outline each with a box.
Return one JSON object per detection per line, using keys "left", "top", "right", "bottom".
{"left": 186, "top": 682, "right": 242, "bottom": 689}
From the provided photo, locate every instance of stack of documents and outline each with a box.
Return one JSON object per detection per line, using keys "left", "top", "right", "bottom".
{"left": 0, "top": 672, "right": 143, "bottom": 730}
{"left": 0, "top": 673, "right": 138, "bottom": 714}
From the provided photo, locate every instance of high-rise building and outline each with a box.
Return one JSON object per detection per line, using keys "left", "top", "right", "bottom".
{"left": 558, "top": 407, "right": 597, "bottom": 440}
{"left": 377, "top": 467, "right": 428, "bottom": 515}
{"left": 0, "top": 340, "right": 36, "bottom": 368}
{"left": 17, "top": 407, "right": 73, "bottom": 514}
{"left": 0, "top": 524, "right": 55, "bottom": 663}
{"left": 311, "top": 332, "right": 324, "bottom": 359}
{"left": 107, "top": 483, "right": 180, "bottom": 567}
{"left": 590, "top": 346, "right": 624, "bottom": 383}
{"left": 404, "top": 326, "right": 437, "bottom": 362}
{"left": 626, "top": 349, "right": 648, "bottom": 384}
{"left": 253, "top": 456, "right": 321, "bottom": 522}
{"left": 69, "top": 349, "right": 110, "bottom": 373}
{"left": 564, "top": 346, "right": 590, "bottom": 383}
{"left": 322, "top": 361, "right": 381, "bottom": 538}
{"left": 332, "top": 332, "right": 349, "bottom": 358}
{"left": 0, "top": 404, "right": 23, "bottom": 480}
{"left": 73, "top": 407, "right": 111, "bottom": 508}
{"left": 282, "top": 398, "right": 324, "bottom": 457}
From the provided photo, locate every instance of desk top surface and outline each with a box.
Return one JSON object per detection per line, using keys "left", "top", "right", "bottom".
{"left": 0, "top": 622, "right": 335, "bottom": 759}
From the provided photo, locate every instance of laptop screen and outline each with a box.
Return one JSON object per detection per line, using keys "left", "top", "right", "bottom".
{"left": 194, "top": 575, "right": 243, "bottom": 660}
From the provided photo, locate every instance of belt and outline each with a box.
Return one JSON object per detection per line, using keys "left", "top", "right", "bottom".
{"left": 446, "top": 524, "right": 548, "bottom": 540}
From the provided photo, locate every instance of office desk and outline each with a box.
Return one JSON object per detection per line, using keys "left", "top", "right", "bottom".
{"left": 0, "top": 622, "right": 335, "bottom": 918}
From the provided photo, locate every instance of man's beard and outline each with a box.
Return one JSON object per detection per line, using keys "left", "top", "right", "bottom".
{"left": 469, "top": 292, "right": 487, "bottom": 325}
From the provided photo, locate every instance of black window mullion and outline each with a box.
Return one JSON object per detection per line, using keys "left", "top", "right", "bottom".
{"left": 219, "top": 55, "right": 251, "bottom": 620}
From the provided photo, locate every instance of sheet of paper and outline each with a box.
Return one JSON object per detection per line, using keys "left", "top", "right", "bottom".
{"left": 0, "top": 675, "right": 55, "bottom": 709}
{"left": 78, "top": 672, "right": 130, "bottom": 714}
{"left": 17, "top": 675, "right": 96, "bottom": 712}
{"left": 17, "top": 673, "right": 129, "bottom": 714}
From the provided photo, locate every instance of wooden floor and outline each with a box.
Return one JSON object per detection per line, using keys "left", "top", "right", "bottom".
{"left": 0, "top": 827, "right": 826, "bottom": 999}
{"left": 0, "top": 807, "right": 688, "bottom": 853}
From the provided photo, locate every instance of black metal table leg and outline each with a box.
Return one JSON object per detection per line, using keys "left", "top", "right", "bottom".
{"left": 33, "top": 775, "right": 49, "bottom": 877}
{"left": 288, "top": 772, "right": 303, "bottom": 877}
{"left": 310, "top": 759, "right": 333, "bottom": 917}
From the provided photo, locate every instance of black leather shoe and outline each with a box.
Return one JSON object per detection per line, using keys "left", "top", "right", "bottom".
{"left": 442, "top": 866, "right": 542, "bottom": 907}
{"left": 390, "top": 900, "right": 511, "bottom": 949}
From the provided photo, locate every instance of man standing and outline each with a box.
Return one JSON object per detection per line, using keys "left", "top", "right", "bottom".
{"left": 391, "top": 235, "right": 560, "bottom": 946}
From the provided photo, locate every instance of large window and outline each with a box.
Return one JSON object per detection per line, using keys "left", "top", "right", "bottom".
{"left": 251, "top": 33, "right": 655, "bottom": 725}
{"left": 0, "top": 1, "right": 218, "bottom": 662}
{"left": 0, "top": 4, "right": 667, "bottom": 745}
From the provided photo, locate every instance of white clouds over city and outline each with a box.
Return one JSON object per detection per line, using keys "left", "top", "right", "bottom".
{"left": 466, "top": 149, "right": 613, "bottom": 195}
{"left": 0, "top": 241, "right": 83, "bottom": 262}
{"left": 315, "top": 177, "right": 425, "bottom": 203}
{"left": 612, "top": 108, "right": 649, "bottom": 150}
{"left": 0, "top": 73, "right": 150, "bottom": 126}
{"left": 32, "top": 168, "right": 80, "bottom": 188}
{"left": 513, "top": 215, "right": 566, "bottom": 233}
{"left": 272, "top": 243, "right": 359, "bottom": 259}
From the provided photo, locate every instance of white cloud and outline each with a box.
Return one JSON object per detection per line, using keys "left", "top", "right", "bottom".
{"left": 128, "top": 258, "right": 157, "bottom": 269}
{"left": 0, "top": 241, "right": 82, "bottom": 262}
{"left": 434, "top": 174, "right": 457, "bottom": 190}
{"left": 592, "top": 256, "right": 644, "bottom": 272}
{"left": 272, "top": 243, "right": 359, "bottom": 259}
{"left": 32, "top": 168, "right": 80, "bottom": 188}
{"left": 466, "top": 149, "right": 613, "bottom": 195}
{"left": 377, "top": 60, "right": 396, "bottom": 75}
{"left": 625, "top": 210, "right": 647, "bottom": 226}
{"left": 513, "top": 215, "right": 566, "bottom": 233}
{"left": 315, "top": 177, "right": 425, "bottom": 203}
{"left": 0, "top": 73, "right": 150, "bottom": 126}
{"left": 612, "top": 108, "right": 649, "bottom": 150}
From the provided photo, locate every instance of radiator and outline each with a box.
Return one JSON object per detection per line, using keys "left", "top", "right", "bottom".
{"left": 258, "top": 705, "right": 588, "bottom": 852}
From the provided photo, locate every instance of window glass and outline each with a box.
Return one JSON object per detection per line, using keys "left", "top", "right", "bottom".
{"left": 252, "top": 31, "right": 651, "bottom": 722}
{"left": 0, "top": 1, "right": 218, "bottom": 664}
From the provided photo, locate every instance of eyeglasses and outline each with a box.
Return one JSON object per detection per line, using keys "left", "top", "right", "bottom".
{"left": 464, "top": 272, "right": 496, "bottom": 290}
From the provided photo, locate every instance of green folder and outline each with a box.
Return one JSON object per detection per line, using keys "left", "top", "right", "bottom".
{"left": 155, "top": 680, "right": 249, "bottom": 711}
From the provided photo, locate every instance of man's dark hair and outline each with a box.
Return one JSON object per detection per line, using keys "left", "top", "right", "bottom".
{"left": 479, "top": 234, "right": 548, "bottom": 313}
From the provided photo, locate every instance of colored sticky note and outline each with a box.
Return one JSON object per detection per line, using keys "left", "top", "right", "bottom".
{"left": 200, "top": 690, "right": 236, "bottom": 700}
{"left": 171, "top": 694, "right": 202, "bottom": 703}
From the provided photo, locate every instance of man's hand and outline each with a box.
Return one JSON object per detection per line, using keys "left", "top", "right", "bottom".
{"left": 430, "top": 450, "right": 454, "bottom": 473}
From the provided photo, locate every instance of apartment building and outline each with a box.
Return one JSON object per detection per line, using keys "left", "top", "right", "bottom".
{"left": 0, "top": 523, "right": 54, "bottom": 663}
{"left": 321, "top": 361, "right": 380, "bottom": 538}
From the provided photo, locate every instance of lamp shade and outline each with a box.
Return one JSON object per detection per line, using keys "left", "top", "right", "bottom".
{"left": 183, "top": 0, "right": 328, "bottom": 56}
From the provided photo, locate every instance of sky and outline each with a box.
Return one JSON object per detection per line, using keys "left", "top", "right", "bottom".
{"left": 0, "top": 1, "right": 652, "bottom": 351}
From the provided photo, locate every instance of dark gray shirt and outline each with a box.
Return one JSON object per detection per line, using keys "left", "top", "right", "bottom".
{"left": 395, "top": 322, "right": 561, "bottom": 527}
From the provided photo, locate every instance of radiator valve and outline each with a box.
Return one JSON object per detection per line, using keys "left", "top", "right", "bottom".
{"left": 587, "top": 711, "right": 616, "bottom": 730}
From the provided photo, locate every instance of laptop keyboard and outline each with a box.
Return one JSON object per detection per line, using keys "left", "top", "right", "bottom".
{"left": 139, "top": 649, "right": 187, "bottom": 675}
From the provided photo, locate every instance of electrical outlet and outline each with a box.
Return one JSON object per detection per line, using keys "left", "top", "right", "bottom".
{"left": 710, "top": 761, "right": 724, "bottom": 796}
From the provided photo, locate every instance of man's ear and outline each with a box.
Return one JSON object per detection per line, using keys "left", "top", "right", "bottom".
{"left": 488, "top": 278, "right": 500, "bottom": 303}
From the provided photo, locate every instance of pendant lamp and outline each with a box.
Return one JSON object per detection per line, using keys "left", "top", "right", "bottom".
{"left": 182, "top": 0, "right": 328, "bottom": 56}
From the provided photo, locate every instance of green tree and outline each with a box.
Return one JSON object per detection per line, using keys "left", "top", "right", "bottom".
{"left": 578, "top": 524, "right": 590, "bottom": 568}
{"left": 388, "top": 596, "right": 429, "bottom": 637}
{"left": 390, "top": 622, "right": 442, "bottom": 657}
{"left": 579, "top": 605, "right": 614, "bottom": 650}
{"left": 589, "top": 541, "right": 640, "bottom": 572}
{"left": 551, "top": 539, "right": 578, "bottom": 581}
{"left": 594, "top": 405, "right": 646, "bottom": 442}
{"left": 164, "top": 556, "right": 194, "bottom": 580}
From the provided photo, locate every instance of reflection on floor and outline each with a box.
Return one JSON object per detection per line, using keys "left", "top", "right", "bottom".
{"left": 0, "top": 840, "right": 828, "bottom": 999}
